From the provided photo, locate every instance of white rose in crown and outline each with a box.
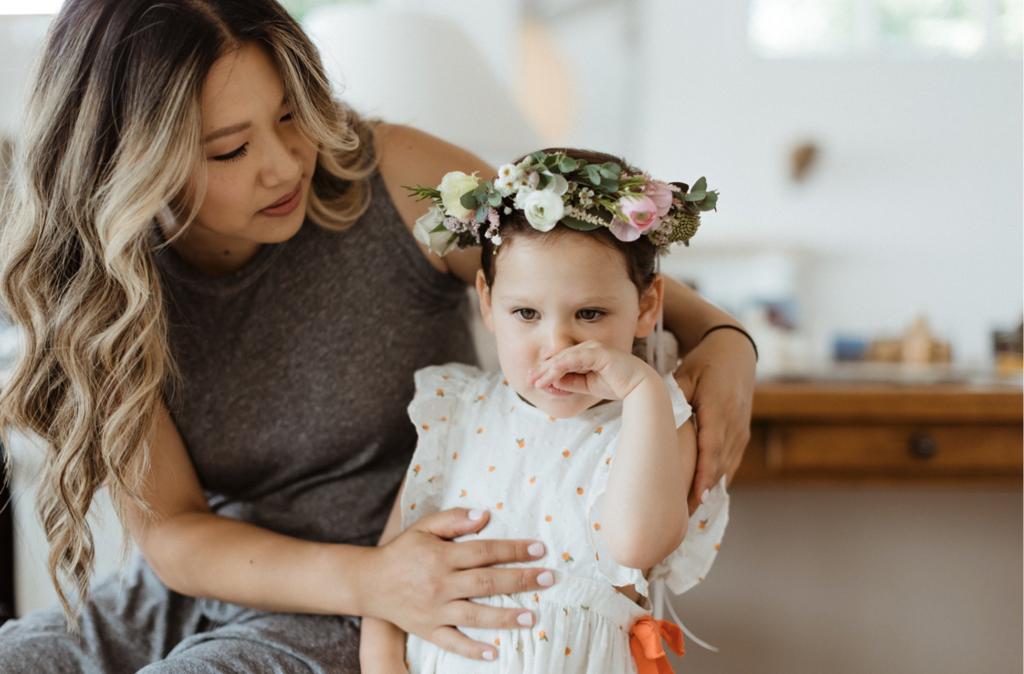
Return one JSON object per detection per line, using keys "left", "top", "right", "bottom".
{"left": 412, "top": 206, "right": 452, "bottom": 256}
{"left": 523, "top": 187, "right": 565, "bottom": 232}
{"left": 438, "top": 171, "right": 481, "bottom": 220}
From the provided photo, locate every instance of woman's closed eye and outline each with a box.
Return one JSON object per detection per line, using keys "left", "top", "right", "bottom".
{"left": 211, "top": 143, "right": 248, "bottom": 162}
{"left": 513, "top": 308, "right": 538, "bottom": 321}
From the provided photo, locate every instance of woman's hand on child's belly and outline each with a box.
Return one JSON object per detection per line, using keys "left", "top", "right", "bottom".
{"left": 363, "top": 507, "right": 556, "bottom": 663}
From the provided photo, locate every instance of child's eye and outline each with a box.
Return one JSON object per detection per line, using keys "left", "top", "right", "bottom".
{"left": 280, "top": 112, "right": 293, "bottom": 122}
{"left": 577, "top": 309, "right": 604, "bottom": 321}
{"left": 514, "top": 308, "right": 538, "bottom": 321}
{"left": 211, "top": 143, "right": 249, "bottom": 162}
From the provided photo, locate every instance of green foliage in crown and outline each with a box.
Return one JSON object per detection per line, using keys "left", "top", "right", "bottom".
{"left": 405, "top": 150, "right": 718, "bottom": 257}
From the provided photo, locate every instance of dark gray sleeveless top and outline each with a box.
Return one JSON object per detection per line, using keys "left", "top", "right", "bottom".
{"left": 154, "top": 171, "right": 476, "bottom": 547}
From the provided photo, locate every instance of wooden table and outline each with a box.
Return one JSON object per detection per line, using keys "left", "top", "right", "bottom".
{"left": 734, "top": 381, "right": 1023, "bottom": 487}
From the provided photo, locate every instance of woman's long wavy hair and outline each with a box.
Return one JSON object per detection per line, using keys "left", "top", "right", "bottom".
{"left": 0, "top": 0, "right": 377, "bottom": 627}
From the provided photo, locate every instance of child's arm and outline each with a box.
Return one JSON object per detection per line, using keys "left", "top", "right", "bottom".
{"left": 359, "top": 477, "right": 412, "bottom": 673}
{"left": 528, "top": 341, "right": 696, "bottom": 570}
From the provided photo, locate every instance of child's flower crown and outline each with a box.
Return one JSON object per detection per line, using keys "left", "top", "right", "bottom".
{"left": 405, "top": 150, "right": 718, "bottom": 256}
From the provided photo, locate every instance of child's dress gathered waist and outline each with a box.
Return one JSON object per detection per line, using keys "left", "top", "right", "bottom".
{"left": 406, "top": 571, "right": 650, "bottom": 673}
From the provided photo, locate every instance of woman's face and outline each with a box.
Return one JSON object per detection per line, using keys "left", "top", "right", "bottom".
{"left": 177, "top": 42, "right": 318, "bottom": 270}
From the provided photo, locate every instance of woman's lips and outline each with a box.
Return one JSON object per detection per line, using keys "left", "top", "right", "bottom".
{"left": 261, "top": 183, "right": 302, "bottom": 216}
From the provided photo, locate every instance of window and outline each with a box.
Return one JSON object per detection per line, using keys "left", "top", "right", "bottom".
{"left": 749, "top": 0, "right": 1023, "bottom": 57}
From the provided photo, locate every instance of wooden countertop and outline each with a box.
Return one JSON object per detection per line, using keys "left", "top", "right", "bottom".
{"left": 751, "top": 381, "right": 1022, "bottom": 423}
{"left": 734, "top": 380, "right": 1023, "bottom": 488}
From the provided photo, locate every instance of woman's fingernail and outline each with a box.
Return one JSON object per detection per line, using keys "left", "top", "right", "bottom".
{"left": 537, "top": 571, "right": 554, "bottom": 587}
{"left": 483, "top": 650, "right": 495, "bottom": 661}
{"left": 517, "top": 612, "right": 534, "bottom": 626}
{"left": 701, "top": 489, "right": 710, "bottom": 504}
{"left": 527, "top": 542, "right": 545, "bottom": 557}
{"left": 468, "top": 509, "right": 485, "bottom": 521}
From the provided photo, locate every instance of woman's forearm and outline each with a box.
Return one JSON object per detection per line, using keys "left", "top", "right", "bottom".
{"left": 661, "top": 276, "right": 744, "bottom": 354}
{"left": 137, "top": 509, "right": 374, "bottom": 617}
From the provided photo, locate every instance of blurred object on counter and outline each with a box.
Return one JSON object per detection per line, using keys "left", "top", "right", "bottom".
{"left": 992, "top": 319, "right": 1023, "bottom": 374}
{"left": 660, "top": 245, "right": 813, "bottom": 379}
{"left": 865, "top": 316, "right": 951, "bottom": 364}
{"left": 741, "top": 303, "right": 811, "bottom": 379}
{"left": 833, "top": 335, "right": 867, "bottom": 362}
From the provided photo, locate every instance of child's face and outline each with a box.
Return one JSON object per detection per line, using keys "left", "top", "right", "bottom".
{"left": 476, "top": 230, "right": 660, "bottom": 419}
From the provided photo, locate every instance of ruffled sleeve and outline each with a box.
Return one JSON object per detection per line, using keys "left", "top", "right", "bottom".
{"left": 400, "top": 363, "right": 481, "bottom": 531}
{"left": 648, "top": 475, "right": 729, "bottom": 594}
{"left": 585, "top": 373, "right": 695, "bottom": 596}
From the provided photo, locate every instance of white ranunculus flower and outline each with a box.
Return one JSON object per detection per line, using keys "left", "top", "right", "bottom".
{"left": 412, "top": 206, "right": 453, "bottom": 256}
{"left": 524, "top": 188, "right": 565, "bottom": 232}
{"left": 438, "top": 171, "right": 480, "bottom": 220}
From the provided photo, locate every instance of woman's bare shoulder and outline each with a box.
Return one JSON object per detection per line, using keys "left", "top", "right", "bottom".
{"left": 374, "top": 123, "right": 494, "bottom": 202}
{"left": 373, "top": 123, "right": 491, "bottom": 281}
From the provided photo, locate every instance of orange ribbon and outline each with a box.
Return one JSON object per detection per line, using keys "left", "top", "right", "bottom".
{"left": 629, "top": 616, "right": 686, "bottom": 674}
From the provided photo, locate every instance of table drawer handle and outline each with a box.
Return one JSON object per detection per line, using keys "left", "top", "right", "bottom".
{"left": 909, "top": 433, "right": 938, "bottom": 459}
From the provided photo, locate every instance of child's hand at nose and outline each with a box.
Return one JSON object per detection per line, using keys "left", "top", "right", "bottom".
{"left": 527, "top": 340, "right": 657, "bottom": 401}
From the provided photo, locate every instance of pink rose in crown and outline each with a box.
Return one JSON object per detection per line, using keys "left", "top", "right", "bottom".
{"left": 609, "top": 217, "right": 641, "bottom": 242}
{"left": 645, "top": 181, "right": 674, "bottom": 217}
{"left": 610, "top": 195, "right": 661, "bottom": 242}
{"left": 614, "top": 194, "right": 661, "bottom": 238}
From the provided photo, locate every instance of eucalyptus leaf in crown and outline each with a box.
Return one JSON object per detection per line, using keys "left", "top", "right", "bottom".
{"left": 405, "top": 150, "right": 718, "bottom": 257}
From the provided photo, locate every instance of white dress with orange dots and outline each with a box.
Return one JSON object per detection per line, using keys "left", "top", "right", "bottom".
{"left": 401, "top": 363, "right": 729, "bottom": 674}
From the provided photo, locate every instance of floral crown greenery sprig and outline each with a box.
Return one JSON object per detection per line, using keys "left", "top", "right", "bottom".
{"left": 405, "top": 150, "right": 718, "bottom": 257}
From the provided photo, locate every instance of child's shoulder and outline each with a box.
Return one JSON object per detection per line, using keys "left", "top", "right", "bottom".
{"left": 413, "top": 363, "right": 503, "bottom": 397}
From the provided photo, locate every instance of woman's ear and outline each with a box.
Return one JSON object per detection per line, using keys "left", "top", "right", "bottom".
{"left": 476, "top": 269, "right": 496, "bottom": 334}
{"left": 634, "top": 274, "right": 665, "bottom": 339}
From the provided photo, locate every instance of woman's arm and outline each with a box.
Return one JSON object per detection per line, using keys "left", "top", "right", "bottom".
{"left": 374, "top": 123, "right": 493, "bottom": 284}
{"left": 661, "top": 277, "right": 756, "bottom": 514}
{"left": 125, "top": 402, "right": 547, "bottom": 661}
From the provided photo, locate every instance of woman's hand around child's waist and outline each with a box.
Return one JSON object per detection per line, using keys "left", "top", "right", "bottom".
{"left": 361, "top": 507, "right": 554, "bottom": 662}
{"left": 526, "top": 339, "right": 658, "bottom": 401}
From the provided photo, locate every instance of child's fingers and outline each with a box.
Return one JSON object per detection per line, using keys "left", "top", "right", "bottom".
{"left": 530, "top": 345, "right": 605, "bottom": 388}
{"left": 428, "top": 624, "right": 500, "bottom": 662}
{"left": 551, "top": 372, "right": 593, "bottom": 394}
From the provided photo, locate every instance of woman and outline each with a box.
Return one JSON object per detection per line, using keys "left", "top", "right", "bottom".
{"left": 0, "top": 1, "right": 756, "bottom": 671}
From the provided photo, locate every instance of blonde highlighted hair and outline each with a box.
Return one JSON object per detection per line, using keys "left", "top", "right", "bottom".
{"left": 0, "top": 0, "right": 377, "bottom": 627}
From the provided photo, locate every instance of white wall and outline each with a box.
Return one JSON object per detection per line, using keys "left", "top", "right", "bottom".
{"left": 636, "top": 1, "right": 1023, "bottom": 364}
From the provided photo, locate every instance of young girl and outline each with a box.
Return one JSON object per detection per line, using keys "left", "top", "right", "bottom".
{"left": 360, "top": 149, "right": 730, "bottom": 673}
